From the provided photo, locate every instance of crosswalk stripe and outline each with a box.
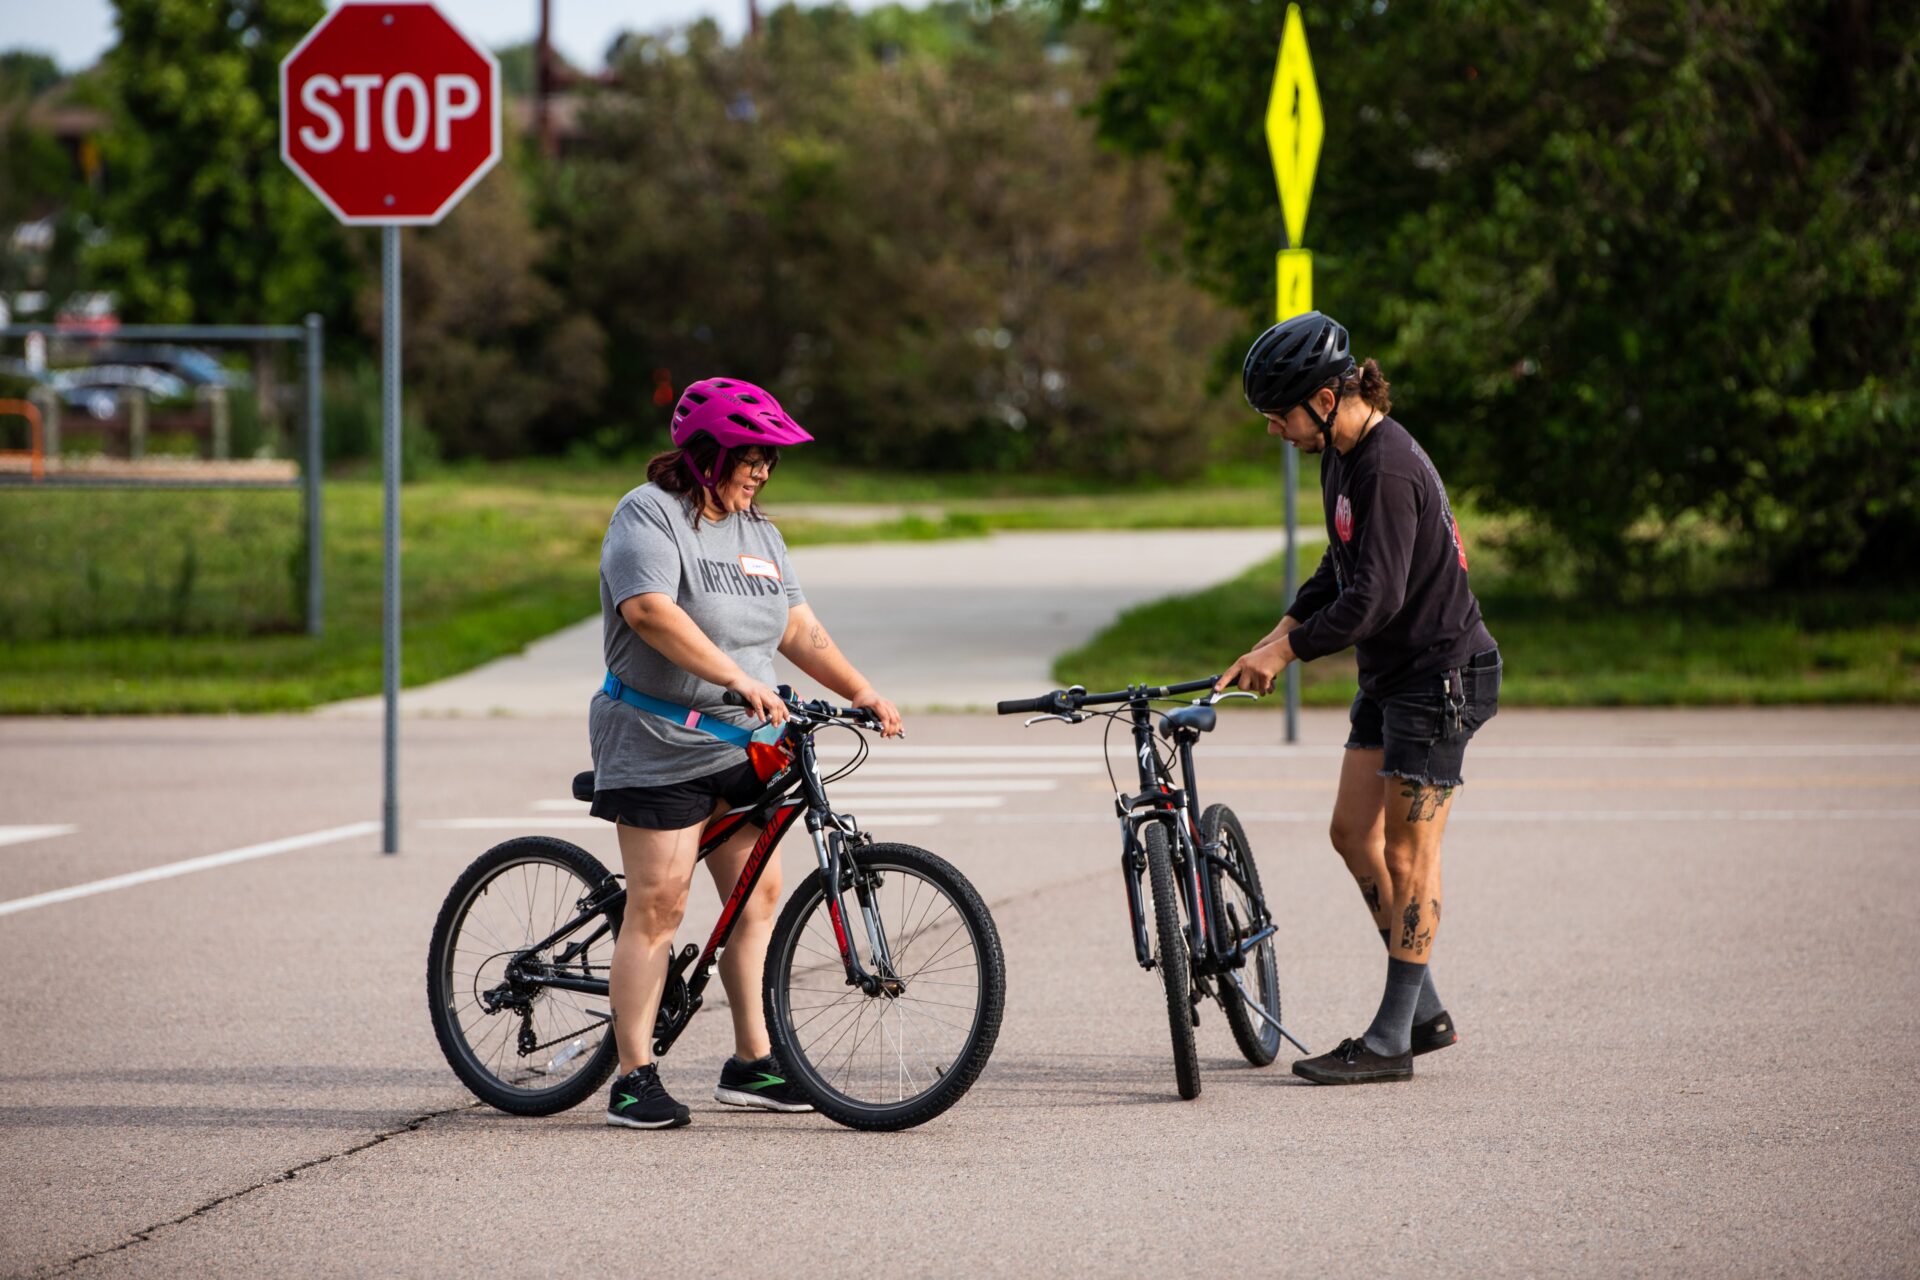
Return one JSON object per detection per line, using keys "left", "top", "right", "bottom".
{"left": 819, "top": 779, "right": 1057, "bottom": 794}
{"left": 0, "top": 825, "right": 78, "bottom": 850}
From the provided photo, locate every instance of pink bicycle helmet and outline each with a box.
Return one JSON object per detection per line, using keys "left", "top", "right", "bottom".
{"left": 670, "top": 377, "right": 814, "bottom": 489}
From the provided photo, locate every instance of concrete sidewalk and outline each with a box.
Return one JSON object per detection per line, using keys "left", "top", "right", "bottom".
{"left": 321, "top": 527, "right": 1319, "bottom": 717}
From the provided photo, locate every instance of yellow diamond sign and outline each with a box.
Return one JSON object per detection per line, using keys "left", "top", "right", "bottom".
{"left": 1265, "top": 3, "right": 1323, "bottom": 250}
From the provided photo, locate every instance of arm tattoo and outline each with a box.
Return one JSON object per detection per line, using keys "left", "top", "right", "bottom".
{"left": 1401, "top": 897, "right": 1432, "bottom": 956}
{"left": 1399, "top": 781, "right": 1455, "bottom": 822}
{"left": 808, "top": 623, "right": 830, "bottom": 651}
{"left": 1359, "top": 876, "right": 1382, "bottom": 915}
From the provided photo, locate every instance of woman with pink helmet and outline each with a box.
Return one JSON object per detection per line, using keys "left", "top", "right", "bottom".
{"left": 588, "top": 376, "right": 903, "bottom": 1129}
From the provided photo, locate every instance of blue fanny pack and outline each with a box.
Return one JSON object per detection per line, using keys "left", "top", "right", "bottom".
{"left": 600, "top": 672, "right": 785, "bottom": 750}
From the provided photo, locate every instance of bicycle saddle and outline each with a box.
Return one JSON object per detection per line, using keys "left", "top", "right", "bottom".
{"left": 1159, "top": 705, "right": 1217, "bottom": 739}
{"left": 572, "top": 770, "right": 595, "bottom": 802}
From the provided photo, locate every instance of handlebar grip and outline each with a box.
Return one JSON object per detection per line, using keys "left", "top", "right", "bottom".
{"left": 996, "top": 691, "right": 1068, "bottom": 716}
{"left": 720, "top": 690, "right": 747, "bottom": 707}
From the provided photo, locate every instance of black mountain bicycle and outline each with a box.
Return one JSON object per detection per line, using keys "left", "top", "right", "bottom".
{"left": 996, "top": 675, "right": 1309, "bottom": 1099}
{"left": 427, "top": 686, "right": 1006, "bottom": 1131}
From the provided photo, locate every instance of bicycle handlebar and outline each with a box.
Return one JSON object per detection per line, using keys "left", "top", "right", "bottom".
{"left": 723, "top": 686, "right": 883, "bottom": 730}
{"left": 995, "top": 676, "right": 1226, "bottom": 716}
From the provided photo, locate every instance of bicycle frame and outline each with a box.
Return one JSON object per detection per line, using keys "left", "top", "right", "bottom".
{"left": 1000, "top": 675, "right": 1309, "bottom": 1058}
{"left": 1112, "top": 698, "right": 1240, "bottom": 976}
{"left": 492, "top": 697, "right": 901, "bottom": 1060}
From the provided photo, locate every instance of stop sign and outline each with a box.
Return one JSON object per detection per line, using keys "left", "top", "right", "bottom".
{"left": 280, "top": 1, "right": 500, "bottom": 225}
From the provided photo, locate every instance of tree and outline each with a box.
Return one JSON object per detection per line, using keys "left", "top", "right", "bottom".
{"left": 85, "top": 0, "right": 356, "bottom": 326}
{"left": 358, "top": 157, "right": 607, "bottom": 458}
{"left": 548, "top": 3, "right": 1245, "bottom": 478}
{"left": 0, "top": 51, "right": 64, "bottom": 99}
{"left": 1082, "top": 0, "right": 1919, "bottom": 583}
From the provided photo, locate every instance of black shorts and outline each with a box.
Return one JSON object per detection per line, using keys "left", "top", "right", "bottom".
{"left": 1345, "top": 648, "right": 1502, "bottom": 788}
{"left": 590, "top": 759, "right": 766, "bottom": 831}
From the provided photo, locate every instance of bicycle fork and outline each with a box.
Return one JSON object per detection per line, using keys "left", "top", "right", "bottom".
{"left": 808, "top": 815, "right": 901, "bottom": 997}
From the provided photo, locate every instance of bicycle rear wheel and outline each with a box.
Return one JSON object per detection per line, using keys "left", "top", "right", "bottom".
{"left": 765, "top": 842, "right": 1004, "bottom": 1130}
{"left": 427, "top": 837, "right": 623, "bottom": 1116}
{"left": 1143, "top": 820, "right": 1201, "bottom": 1100}
{"left": 1203, "top": 804, "right": 1282, "bottom": 1066}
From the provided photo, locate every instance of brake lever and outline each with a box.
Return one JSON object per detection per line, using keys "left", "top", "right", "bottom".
{"left": 1193, "top": 690, "right": 1259, "bottom": 706}
{"left": 1023, "top": 712, "right": 1087, "bottom": 727}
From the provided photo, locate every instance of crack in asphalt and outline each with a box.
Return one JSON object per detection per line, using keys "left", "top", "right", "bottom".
{"left": 38, "top": 1098, "right": 486, "bottom": 1278}
{"left": 37, "top": 868, "right": 1110, "bottom": 1274}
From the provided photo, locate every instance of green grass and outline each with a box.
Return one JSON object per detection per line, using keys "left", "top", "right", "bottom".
{"left": 0, "top": 461, "right": 1309, "bottom": 713}
{"left": 1054, "top": 533, "right": 1920, "bottom": 706}
{"left": 0, "top": 479, "right": 613, "bottom": 713}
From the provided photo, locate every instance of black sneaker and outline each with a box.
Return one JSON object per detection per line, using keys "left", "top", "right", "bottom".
{"left": 606, "top": 1063, "right": 691, "bottom": 1129}
{"left": 1411, "top": 1011, "right": 1458, "bottom": 1056}
{"left": 714, "top": 1054, "right": 815, "bottom": 1113}
{"left": 1292, "top": 1036, "right": 1414, "bottom": 1085}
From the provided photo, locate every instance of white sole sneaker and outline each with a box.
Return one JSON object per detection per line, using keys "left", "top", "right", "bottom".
{"left": 605, "top": 1110, "right": 689, "bottom": 1128}
{"left": 714, "top": 1086, "right": 814, "bottom": 1113}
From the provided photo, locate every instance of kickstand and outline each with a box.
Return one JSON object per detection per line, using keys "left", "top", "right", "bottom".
{"left": 1227, "top": 972, "right": 1312, "bottom": 1056}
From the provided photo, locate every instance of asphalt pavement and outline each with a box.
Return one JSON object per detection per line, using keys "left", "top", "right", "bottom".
{"left": 3, "top": 706, "right": 1917, "bottom": 1277}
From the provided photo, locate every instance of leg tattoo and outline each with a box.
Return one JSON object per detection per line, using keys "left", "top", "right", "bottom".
{"left": 1401, "top": 897, "right": 1432, "bottom": 956}
{"left": 1359, "top": 876, "right": 1383, "bottom": 915}
{"left": 1399, "top": 781, "right": 1455, "bottom": 823}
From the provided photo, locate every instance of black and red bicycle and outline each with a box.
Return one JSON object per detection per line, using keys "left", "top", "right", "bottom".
{"left": 426, "top": 686, "right": 1005, "bottom": 1131}
{"left": 997, "top": 675, "right": 1309, "bottom": 1099}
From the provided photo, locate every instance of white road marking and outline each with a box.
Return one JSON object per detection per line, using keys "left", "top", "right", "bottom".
{"left": 425, "top": 818, "right": 604, "bottom": 830}
{"left": 816, "top": 745, "right": 1112, "bottom": 760}
{"left": 837, "top": 762, "right": 1106, "bottom": 777}
{"left": 0, "top": 825, "right": 77, "bottom": 849}
{"left": 822, "top": 779, "right": 1058, "bottom": 794}
{"left": 834, "top": 796, "right": 1005, "bottom": 810}
{"left": 977, "top": 808, "right": 1920, "bottom": 825}
{"left": 1191, "top": 744, "right": 1920, "bottom": 760}
{"left": 431, "top": 795, "right": 1003, "bottom": 831}
{"left": 0, "top": 822, "right": 380, "bottom": 919}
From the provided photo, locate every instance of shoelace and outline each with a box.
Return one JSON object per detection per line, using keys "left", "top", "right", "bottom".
{"left": 1333, "top": 1037, "right": 1367, "bottom": 1062}
{"left": 625, "top": 1068, "right": 672, "bottom": 1101}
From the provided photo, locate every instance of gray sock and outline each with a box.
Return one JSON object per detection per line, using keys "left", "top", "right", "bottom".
{"left": 1380, "top": 927, "right": 1445, "bottom": 1022}
{"left": 1362, "top": 957, "right": 1427, "bottom": 1056}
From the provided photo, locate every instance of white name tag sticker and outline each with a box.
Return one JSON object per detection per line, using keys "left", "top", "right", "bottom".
{"left": 739, "top": 554, "right": 781, "bottom": 581}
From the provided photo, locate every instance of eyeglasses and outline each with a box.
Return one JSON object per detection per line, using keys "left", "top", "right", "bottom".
{"left": 735, "top": 454, "right": 774, "bottom": 477}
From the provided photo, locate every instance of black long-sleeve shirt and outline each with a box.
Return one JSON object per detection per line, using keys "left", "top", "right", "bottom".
{"left": 1286, "top": 417, "right": 1496, "bottom": 696}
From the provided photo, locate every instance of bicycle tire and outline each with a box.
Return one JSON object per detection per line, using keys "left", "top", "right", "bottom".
{"left": 1143, "top": 820, "right": 1201, "bottom": 1100}
{"left": 765, "top": 842, "right": 1004, "bottom": 1131}
{"left": 1202, "top": 804, "right": 1283, "bottom": 1067}
{"left": 427, "top": 836, "right": 623, "bottom": 1116}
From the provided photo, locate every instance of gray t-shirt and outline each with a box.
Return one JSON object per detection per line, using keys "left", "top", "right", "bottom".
{"left": 589, "top": 483, "right": 805, "bottom": 789}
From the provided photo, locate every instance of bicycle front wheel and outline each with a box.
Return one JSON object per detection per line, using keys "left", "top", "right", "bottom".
{"left": 765, "top": 842, "right": 1004, "bottom": 1131}
{"left": 426, "top": 837, "right": 623, "bottom": 1116}
{"left": 1143, "top": 820, "right": 1201, "bottom": 1100}
{"left": 1203, "top": 804, "right": 1282, "bottom": 1066}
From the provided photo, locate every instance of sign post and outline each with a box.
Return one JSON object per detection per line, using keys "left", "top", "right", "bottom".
{"left": 282, "top": 1, "right": 501, "bottom": 853}
{"left": 1264, "top": 2, "right": 1323, "bottom": 744}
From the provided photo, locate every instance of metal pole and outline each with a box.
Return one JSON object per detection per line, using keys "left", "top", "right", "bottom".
{"left": 381, "top": 228, "right": 402, "bottom": 854}
{"left": 304, "top": 313, "right": 324, "bottom": 638}
{"left": 1283, "top": 447, "right": 1300, "bottom": 743}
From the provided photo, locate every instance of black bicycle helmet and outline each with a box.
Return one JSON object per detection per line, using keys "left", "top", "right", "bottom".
{"left": 1242, "top": 311, "right": 1356, "bottom": 415}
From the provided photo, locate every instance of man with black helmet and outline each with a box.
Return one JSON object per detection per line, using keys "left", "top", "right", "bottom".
{"left": 1219, "top": 311, "right": 1501, "bottom": 1085}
